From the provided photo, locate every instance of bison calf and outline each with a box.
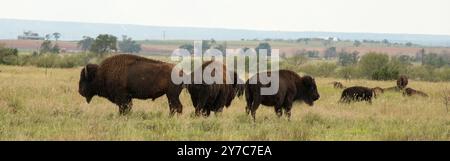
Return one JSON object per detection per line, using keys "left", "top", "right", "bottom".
{"left": 403, "top": 88, "right": 428, "bottom": 97}
{"left": 245, "top": 70, "right": 320, "bottom": 121}
{"left": 340, "top": 86, "right": 376, "bottom": 103}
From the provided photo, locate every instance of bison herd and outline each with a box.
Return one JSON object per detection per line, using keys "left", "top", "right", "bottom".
{"left": 78, "top": 54, "right": 428, "bottom": 121}
{"left": 336, "top": 75, "right": 428, "bottom": 104}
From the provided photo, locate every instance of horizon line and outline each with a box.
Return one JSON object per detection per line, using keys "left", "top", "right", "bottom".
{"left": 2, "top": 18, "right": 450, "bottom": 37}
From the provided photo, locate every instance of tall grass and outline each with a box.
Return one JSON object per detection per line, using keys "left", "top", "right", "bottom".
{"left": 0, "top": 65, "right": 448, "bottom": 140}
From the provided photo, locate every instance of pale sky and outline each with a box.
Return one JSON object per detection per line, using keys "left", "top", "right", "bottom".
{"left": 1, "top": 0, "right": 450, "bottom": 35}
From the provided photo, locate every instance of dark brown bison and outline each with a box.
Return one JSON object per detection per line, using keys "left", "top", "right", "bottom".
{"left": 397, "top": 75, "right": 408, "bottom": 89}
{"left": 187, "top": 61, "right": 244, "bottom": 117}
{"left": 245, "top": 70, "right": 320, "bottom": 121}
{"left": 340, "top": 86, "right": 375, "bottom": 103}
{"left": 78, "top": 54, "right": 184, "bottom": 116}
{"left": 331, "top": 81, "right": 345, "bottom": 89}
{"left": 403, "top": 88, "right": 428, "bottom": 97}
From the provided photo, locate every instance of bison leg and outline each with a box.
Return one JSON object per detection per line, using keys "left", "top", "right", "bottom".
{"left": 283, "top": 105, "right": 292, "bottom": 121}
{"left": 274, "top": 106, "right": 283, "bottom": 118}
{"left": 167, "top": 94, "right": 183, "bottom": 117}
{"left": 250, "top": 97, "right": 261, "bottom": 122}
{"left": 203, "top": 109, "right": 211, "bottom": 117}
{"left": 194, "top": 107, "right": 202, "bottom": 117}
{"left": 118, "top": 101, "right": 132, "bottom": 115}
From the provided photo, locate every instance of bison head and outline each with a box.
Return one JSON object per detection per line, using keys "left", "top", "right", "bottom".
{"left": 297, "top": 76, "right": 320, "bottom": 106}
{"left": 79, "top": 64, "right": 99, "bottom": 103}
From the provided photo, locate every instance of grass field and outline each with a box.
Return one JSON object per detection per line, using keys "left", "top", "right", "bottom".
{"left": 0, "top": 64, "right": 449, "bottom": 140}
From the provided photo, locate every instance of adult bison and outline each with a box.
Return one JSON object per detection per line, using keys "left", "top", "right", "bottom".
{"left": 245, "top": 70, "right": 320, "bottom": 121}
{"left": 403, "top": 88, "right": 428, "bottom": 97}
{"left": 340, "top": 86, "right": 375, "bottom": 103}
{"left": 187, "top": 61, "right": 244, "bottom": 117}
{"left": 397, "top": 75, "right": 408, "bottom": 89}
{"left": 78, "top": 54, "right": 184, "bottom": 116}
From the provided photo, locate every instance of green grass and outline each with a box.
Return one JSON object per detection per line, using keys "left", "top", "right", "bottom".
{"left": 0, "top": 65, "right": 449, "bottom": 140}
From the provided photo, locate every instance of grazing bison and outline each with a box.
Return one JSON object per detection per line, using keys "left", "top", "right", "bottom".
{"left": 397, "top": 75, "right": 409, "bottom": 89}
{"left": 403, "top": 88, "right": 428, "bottom": 97}
{"left": 78, "top": 54, "right": 184, "bottom": 116}
{"left": 340, "top": 86, "right": 375, "bottom": 103}
{"left": 331, "top": 81, "right": 345, "bottom": 89}
{"left": 245, "top": 70, "right": 320, "bottom": 121}
{"left": 187, "top": 61, "right": 244, "bottom": 117}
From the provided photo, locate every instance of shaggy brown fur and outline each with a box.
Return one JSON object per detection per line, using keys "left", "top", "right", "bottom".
{"left": 340, "top": 86, "right": 375, "bottom": 103}
{"left": 187, "top": 61, "right": 244, "bottom": 117}
{"left": 245, "top": 70, "right": 320, "bottom": 121}
{"left": 397, "top": 75, "right": 409, "bottom": 89}
{"left": 78, "top": 54, "right": 184, "bottom": 116}
{"left": 403, "top": 88, "right": 428, "bottom": 97}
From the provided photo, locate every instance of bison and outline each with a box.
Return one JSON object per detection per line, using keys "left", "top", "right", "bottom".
{"left": 403, "top": 88, "right": 428, "bottom": 97}
{"left": 78, "top": 54, "right": 184, "bottom": 116}
{"left": 245, "top": 70, "right": 320, "bottom": 121}
{"left": 340, "top": 86, "right": 375, "bottom": 103}
{"left": 187, "top": 61, "right": 244, "bottom": 117}
{"left": 397, "top": 75, "right": 408, "bottom": 89}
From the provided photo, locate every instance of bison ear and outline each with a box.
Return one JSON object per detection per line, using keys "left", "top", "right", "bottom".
{"left": 84, "top": 64, "right": 99, "bottom": 81}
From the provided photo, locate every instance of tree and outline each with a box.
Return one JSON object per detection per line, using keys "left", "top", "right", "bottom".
{"left": 52, "top": 43, "right": 60, "bottom": 54}
{"left": 53, "top": 32, "right": 61, "bottom": 42}
{"left": 118, "top": 35, "right": 141, "bottom": 53}
{"left": 40, "top": 40, "right": 53, "bottom": 54}
{"left": 337, "top": 50, "right": 359, "bottom": 66}
{"left": 179, "top": 43, "right": 194, "bottom": 54}
{"left": 382, "top": 39, "right": 390, "bottom": 46}
{"left": 45, "top": 34, "right": 51, "bottom": 40}
{"left": 90, "top": 34, "right": 118, "bottom": 56}
{"left": 39, "top": 40, "right": 59, "bottom": 54}
{"left": 422, "top": 53, "right": 448, "bottom": 68}
{"left": 0, "top": 45, "right": 19, "bottom": 65}
{"left": 405, "top": 42, "right": 413, "bottom": 47}
{"left": 324, "top": 47, "right": 337, "bottom": 59}
{"left": 416, "top": 48, "right": 425, "bottom": 63}
{"left": 78, "top": 36, "right": 95, "bottom": 52}
{"left": 255, "top": 42, "right": 271, "bottom": 56}
{"left": 359, "top": 52, "right": 390, "bottom": 78}
{"left": 353, "top": 40, "right": 362, "bottom": 47}
{"left": 202, "top": 40, "right": 212, "bottom": 53}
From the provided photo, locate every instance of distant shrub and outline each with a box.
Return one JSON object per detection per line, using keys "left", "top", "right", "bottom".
{"left": 298, "top": 62, "right": 337, "bottom": 77}
{"left": 359, "top": 52, "right": 390, "bottom": 78}
{"left": 336, "top": 65, "right": 362, "bottom": 80}
{"left": 371, "top": 66, "right": 399, "bottom": 80}
{"left": 0, "top": 46, "right": 19, "bottom": 65}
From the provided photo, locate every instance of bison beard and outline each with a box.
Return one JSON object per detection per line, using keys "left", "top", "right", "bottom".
{"left": 340, "top": 86, "right": 375, "bottom": 103}
{"left": 78, "top": 54, "right": 184, "bottom": 116}
{"left": 244, "top": 70, "right": 320, "bottom": 121}
{"left": 187, "top": 61, "right": 244, "bottom": 117}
